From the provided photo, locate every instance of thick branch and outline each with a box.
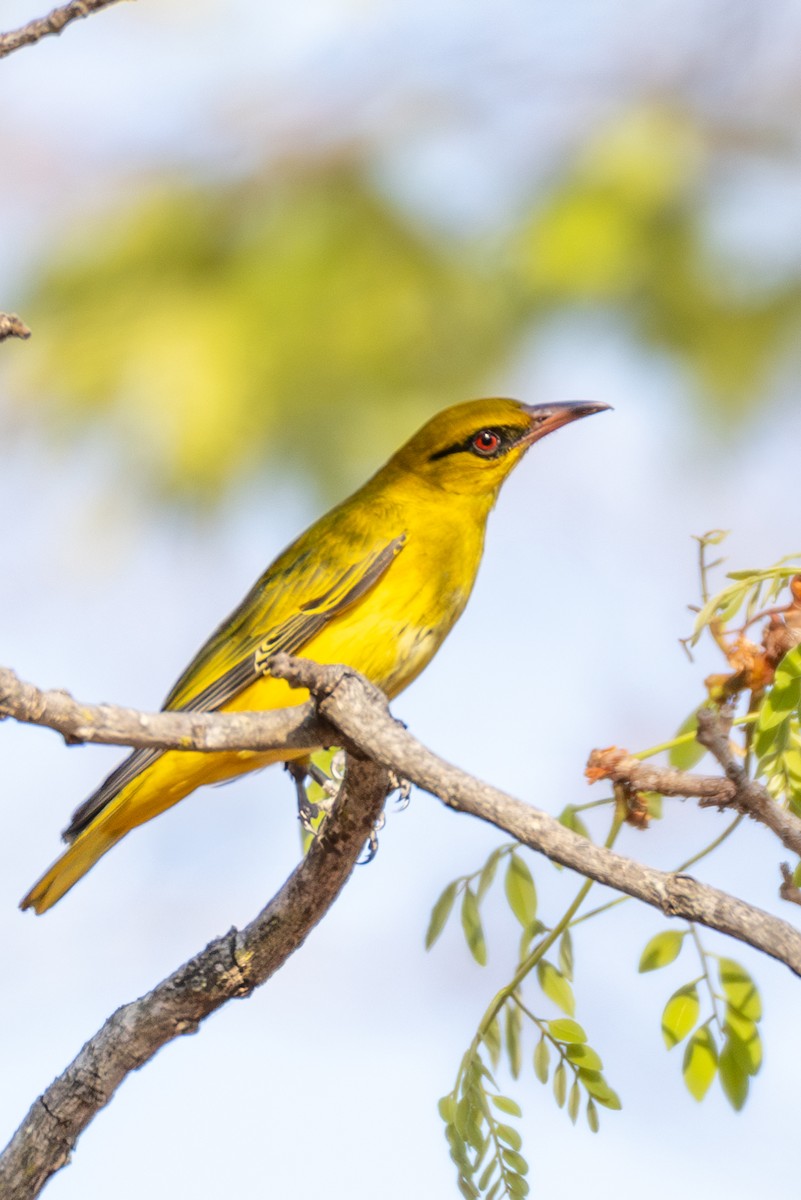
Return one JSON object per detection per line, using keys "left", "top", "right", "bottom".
{"left": 0, "top": 0, "right": 130, "bottom": 60}
{"left": 0, "top": 313, "right": 31, "bottom": 342}
{"left": 3, "top": 658, "right": 801, "bottom": 978}
{"left": 4, "top": 660, "right": 801, "bottom": 1195}
{"left": 0, "top": 749, "right": 390, "bottom": 1200}
{"left": 0, "top": 666, "right": 334, "bottom": 754}
{"left": 270, "top": 655, "right": 801, "bottom": 978}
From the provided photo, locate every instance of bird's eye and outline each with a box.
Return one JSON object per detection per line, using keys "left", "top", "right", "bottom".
{"left": 471, "top": 429, "right": 502, "bottom": 457}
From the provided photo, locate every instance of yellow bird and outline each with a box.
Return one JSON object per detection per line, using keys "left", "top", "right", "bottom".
{"left": 21, "top": 397, "right": 608, "bottom": 913}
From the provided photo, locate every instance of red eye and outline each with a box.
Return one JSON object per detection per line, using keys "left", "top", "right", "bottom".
{"left": 472, "top": 429, "right": 501, "bottom": 456}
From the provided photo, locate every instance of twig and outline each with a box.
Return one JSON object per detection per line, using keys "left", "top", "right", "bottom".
{"left": 587, "top": 733, "right": 801, "bottom": 860}
{"left": 695, "top": 707, "right": 801, "bottom": 857}
{"left": 0, "top": 749, "right": 390, "bottom": 1200}
{"left": 780, "top": 862, "right": 801, "bottom": 908}
{"left": 0, "top": 313, "right": 31, "bottom": 341}
{"left": 0, "top": 0, "right": 130, "bottom": 61}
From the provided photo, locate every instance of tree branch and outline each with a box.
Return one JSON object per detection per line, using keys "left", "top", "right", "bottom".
{"left": 0, "top": 665, "right": 334, "bottom": 754}
{"left": 0, "top": 313, "right": 31, "bottom": 342}
{"left": 0, "top": 748, "right": 390, "bottom": 1200}
{"left": 268, "top": 655, "right": 801, "bottom": 978}
{"left": 3, "top": 657, "right": 801, "bottom": 1195}
{"left": 0, "top": 0, "right": 130, "bottom": 60}
{"left": 586, "top": 715, "right": 801, "bottom": 860}
{"left": 3, "top": 658, "right": 801, "bottom": 980}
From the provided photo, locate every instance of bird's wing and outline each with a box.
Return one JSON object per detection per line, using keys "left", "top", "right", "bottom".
{"left": 63, "top": 530, "right": 406, "bottom": 841}
{"left": 166, "top": 531, "right": 407, "bottom": 712}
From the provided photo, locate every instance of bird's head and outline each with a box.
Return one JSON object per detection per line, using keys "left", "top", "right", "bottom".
{"left": 390, "top": 397, "right": 611, "bottom": 499}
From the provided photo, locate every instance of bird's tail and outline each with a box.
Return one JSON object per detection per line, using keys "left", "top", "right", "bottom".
{"left": 20, "top": 822, "right": 126, "bottom": 914}
{"left": 20, "top": 743, "right": 293, "bottom": 914}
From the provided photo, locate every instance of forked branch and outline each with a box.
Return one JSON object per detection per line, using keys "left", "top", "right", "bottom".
{"left": 2, "top": 657, "right": 801, "bottom": 1199}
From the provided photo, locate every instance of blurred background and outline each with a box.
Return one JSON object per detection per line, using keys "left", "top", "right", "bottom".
{"left": 2, "top": 0, "right": 801, "bottom": 1195}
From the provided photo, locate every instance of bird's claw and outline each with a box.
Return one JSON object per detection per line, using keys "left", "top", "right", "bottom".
{"left": 388, "top": 771, "right": 412, "bottom": 810}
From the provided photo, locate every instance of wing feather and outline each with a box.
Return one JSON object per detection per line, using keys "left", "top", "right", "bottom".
{"left": 63, "top": 530, "right": 406, "bottom": 841}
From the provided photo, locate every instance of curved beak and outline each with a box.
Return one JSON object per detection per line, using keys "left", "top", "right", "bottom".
{"left": 519, "top": 400, "right": 612, "bottom": 447}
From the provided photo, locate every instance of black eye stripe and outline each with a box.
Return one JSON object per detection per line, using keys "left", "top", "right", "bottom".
{"left": 428, "top": 424, "right": 525, "bottom": 462}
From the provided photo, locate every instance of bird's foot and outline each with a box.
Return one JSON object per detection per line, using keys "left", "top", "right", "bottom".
{"left": 357, "top": 810, "right": 386, "bottom": 864}
{"left": 286, "top": 754, "right": 345, "bottom": 835}
{"left": 388, "top": 771, "right": 412, "bottom": 810}
{"left": 287, "top": 754, "right": 409, "bottom": 850}
{"left": 357, "top": 774, "right": 410, "bottom": 863}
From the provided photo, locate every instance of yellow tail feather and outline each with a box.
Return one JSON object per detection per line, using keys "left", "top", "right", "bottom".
{"left": 20, "top": 825, "right": 126, "bottom": 914}
{"left": 21, "top": 744, "right": 295, "bottom": 913}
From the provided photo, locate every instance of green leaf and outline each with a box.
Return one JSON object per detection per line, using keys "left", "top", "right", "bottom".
{"left": 504, "top": 854, "right": 537, "bottom": 928}
{"left": 578, "top": 1070, "right": 622, "bottom": 1110}
{"left": 533, "top": 1036, "right": 550, "bottom": 1084}
{"left": 496, "top": 1124, "right": 522, "bottom": 1151}
{"left": 457, "top": 1175, "right": 479, "bottom": 1200}
{"left": 501, "top": 1149, "right": 528, "bottom": 1175}
{"left": 476, "top": 847, "right": 503, "bottom": 902}
{"left": 558, "top": 929, "right": 574, "bottom": 981}
{"left": 682, "top": 1026, "right": 718, "bottom": 1101}
{"left": 473, "top": 1131, "right": 491, "bottom": 1175}
{"left": 483, "top": 1017, "right": 502, "bottom": 1070}
{"left": 466, "top": 1054, "right": 486, "bottom": 1088}
{"left": 506, "top": 1175, "right": 530, "bottom": 1198}
{"left": 438, "top": 1094, "right": 455, "bottom": 1123}
{"left": 586, "top": 1098, "right": 600, "bottom": 1133}
{"left": 719, "top": 959, "right": 761, "bottom": 1020}
{"left": 486, "top": 1180, "right": 502, "bottom": 1200}
{"left": 505, "top": 1003, "right": 523, "bottom": 1080}
{"left": 461, "top": 887, "right": 488, "bottom": 966}
{"left": 455, "top": 1094, "right": 474, "bottom": 1139}
{"left": 568, "top": 1080, "right": 581, "bottom": 1124}
{"left": 478, "top": 1158, "right": 497, "bottom": 1192}
{"left": 464, "top": 1116, "right": 484, "bottom": 1154}
{"left": 547, "top": 1018, "right": 587, "bottom": 1044}
{"left": 719, "top": 1036, "right": 749, "bottom": 1111}
{"left": 638, "top": 929, "right": 685, "bottom": 972}
{"left": 557, "top": 806, "right": 590, "bottom": 839}
{"left": 537, "top": 960, "right": 575, "bottom": 1016}
{"left": 425, "top": 880, "right": 459, "bottom": 949}
{"left": 723, "top": 1016, "right": 762, "bottom": 1076}
{"left": 446, "top": 1125, "right": 471, "bottom": 1172}
{"left": 669, "top": 712, "right": 707, "bottom": 770}
{"left": 553, "top": 1061, "right": 567, "bottom": 1108}
{"left": 644, "top": 791, "right": 663, "bottom": 820}
{"left": 718, "top": 588, "right": 749, "bottom": 624}
{"left": 518, "top": 919, "right": 546, "bottom": 962}
{"left": 565, "top": 1044, "right": 603, "bottom": 1071}
{"left": 703, "top": 529, "right": 730, "bottom": 546}
{"left": 661, "top": 983, "right": 700, "bottom": 1049}
{"left": 491, "top": 1094, "right": 522, "bottom": 1118}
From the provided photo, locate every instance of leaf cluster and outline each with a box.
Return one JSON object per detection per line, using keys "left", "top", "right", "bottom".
{"left": 754, "top": 644, "right": 801, "bottom": 816}
{"left": 639, "top": 930, "right": 762, "bottom": 1110}
{"left": 428, "top": 842, "right": 620, "bottom": 1197}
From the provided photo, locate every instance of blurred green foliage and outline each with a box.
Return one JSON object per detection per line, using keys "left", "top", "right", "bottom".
{"left": 10, "top": 158, "right": 516, "bottom": 503}
{"left": 10, "top": 106, "right": 801, "bottom": 504}
{"left": 513, "top": 108, "right": 801, "bottom": 416}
